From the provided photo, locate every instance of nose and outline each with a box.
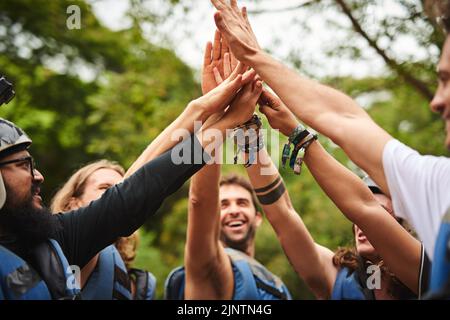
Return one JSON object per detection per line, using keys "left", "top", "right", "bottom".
{"left": 430, "top": 89, "right": 446, "bottom": 115}
{"left": 224, "top": 202, "right": 241, "bottom": 217}
{"left": 33, "top": 169, "right": 45, "bottom": 183}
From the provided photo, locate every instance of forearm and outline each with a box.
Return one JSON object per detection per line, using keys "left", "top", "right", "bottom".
{"left": 303, "top": 141, "right": 378, "bottom": 224}
{"left": 304, "top": 141, "right": 421, "bottom": 292}
{"left": 58, "top": 134, "right": 208, "bottom": 268}
{"left": 125, "top": 101, "right": 208, "bottom": 178}
{"left": 247, "top": 52, "right": 392, "bottom": 192}
{"left": 247, "top": 52, "right": 367, "bottom": 131}
{"left": 187, "top": 162, "right": 221, "bottom": 255}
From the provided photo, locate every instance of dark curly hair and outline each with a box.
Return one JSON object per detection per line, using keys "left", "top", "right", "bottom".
{"left": 333, "top": 238, "right": 416, "bottom": 299}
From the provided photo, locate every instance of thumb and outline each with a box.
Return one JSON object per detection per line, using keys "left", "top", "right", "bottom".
{"left": 259, "top": 103, "right": 276, "bottom": 118}
{"left": 214, "top": 11, "right": 226, "bottom": 32}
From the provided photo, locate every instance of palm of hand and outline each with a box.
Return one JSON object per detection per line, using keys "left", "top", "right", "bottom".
{"left": 202, "top": 59, "right": 223, "bottom": 94}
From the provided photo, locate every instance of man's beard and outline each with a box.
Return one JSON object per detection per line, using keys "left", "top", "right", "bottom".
{"left": 220, "top": 223, "right": 256, "bottom": 254}
{"left": 0, "top": 184, "right": 62, "bottom": 245}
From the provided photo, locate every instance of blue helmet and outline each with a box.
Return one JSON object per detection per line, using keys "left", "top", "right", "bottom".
{"left": 0, "top": 119, "right": 32, "bottom": 209}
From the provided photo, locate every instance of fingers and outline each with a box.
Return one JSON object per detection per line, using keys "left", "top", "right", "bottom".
{"left": 241, "top": 6, "right": 261, "bottom": 50}
{"left": 203, "top": 41, "right": 213, "bottom": 67}
{"left": 242, "top": 7, "right": 251, "bottom": 26}
{"left": 214, "top": 11, "right": 226, "bottom": 33}
{"left": 259, "top": 104, "right": 274, "bottom": 118}
{"left": 253, "top": 80, "right": 263, "bottom": 98}
{"left": 223, "top": 53, "right": 231, "bottom": 78}
{"left": 241, "top": 68, "right": 257, "bottom": 85}
{"left": 210, "top": 0, "right": 225, "bottom": 10}
{"left": 230, "top": 0, "right": 239, "bottom": 11}
{"left": 221, "top": 35, "right": 229, "bottom": 59}
{"left": 227, "top": 61, "right": 246, "bottom": 82}
{"left": 230, "top": 52, "right": 238, "bottom": 70}
{"left": 213, "top": 30, "right": 221, "bottom": 61}
{"left": 213, "top": 67, "right": 224, "bottom": 85}
{"left": 224, "top": 74, "right": 244, "bottom": 97}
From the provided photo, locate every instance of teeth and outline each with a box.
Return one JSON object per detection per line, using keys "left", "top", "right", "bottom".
{"left": 229, "top": 221, "right": 243, "bottom": 227}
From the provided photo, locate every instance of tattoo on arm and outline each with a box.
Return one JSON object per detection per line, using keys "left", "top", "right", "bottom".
{"left": 255, "top": 176, "right": 286, "bottom": 205}
{"left": 254, "top": 176, "right": 281, "bottom": 193}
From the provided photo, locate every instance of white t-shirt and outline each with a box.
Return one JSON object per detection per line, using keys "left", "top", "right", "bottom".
{"left": 383, "top": 139, "right": 450, "bottom": 260}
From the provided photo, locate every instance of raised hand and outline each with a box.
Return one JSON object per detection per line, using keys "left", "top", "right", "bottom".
{"left": 221, "top": 79, "right": 263, "bottom": 128}
{"left": 202, "top": 30, "right": 228, "bottom": 94}
{"left": 258, "top": 89, "right": 299, "bottom": 137}
{"left": 211, "top": 1, "right": 261, "bottom": 63}
{"left": 194, "top": 61, "right": 256, "bottom": 119}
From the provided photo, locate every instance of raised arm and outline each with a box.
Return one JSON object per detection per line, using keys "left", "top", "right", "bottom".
{"left": 185, "top": 161, "right": 233, "bottom": 299}
{"left": 211, "top": 0, "right": 392, "bottom": 194}
{"left": 243, "top": 128, "right": 337, "bottom": 299}
{"left": 260, "top": 94, "right": 422, "bottom": 293}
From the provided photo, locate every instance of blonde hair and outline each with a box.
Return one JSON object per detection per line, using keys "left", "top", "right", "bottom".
{"left": 50, "top": 159, "right": 125, "bottom": 213}
{"left": 115, "top": 231, "right": 140, "bottom": 270}
{"left": 51, "top": 160, "right": 140, "bottom": 270}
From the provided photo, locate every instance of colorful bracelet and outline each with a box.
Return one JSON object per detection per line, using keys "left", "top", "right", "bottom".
{"left": 289, "top": 133, "right": 318, "bottom": 175}
{"left": 282, "top": 124, "right": 310, "bottom": 168}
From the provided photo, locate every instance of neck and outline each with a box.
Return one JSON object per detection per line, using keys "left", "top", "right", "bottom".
{"left": 246, "top": 245, "right": 255, "bottom": 258}
{"left": 245, "top": 238, "right": 255, "bottom": 258}
{"left": 221, "top": 240, "right": 255, "bottom": 258}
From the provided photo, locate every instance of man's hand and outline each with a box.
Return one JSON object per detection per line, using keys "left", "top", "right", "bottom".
{"left": 259, "top": 90, "right": 299, "bottom": 137}
{"left": 211, "top": 1, "right": 261, "bottom": 63}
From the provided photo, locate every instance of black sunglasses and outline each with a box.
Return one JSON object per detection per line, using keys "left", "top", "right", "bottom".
{"left": 0, "top": 156, "right": 35, "bottom": 177}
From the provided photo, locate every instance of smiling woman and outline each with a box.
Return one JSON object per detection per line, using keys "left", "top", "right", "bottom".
{"left": 50, "top": 160, "right": 156, "bottom": 300}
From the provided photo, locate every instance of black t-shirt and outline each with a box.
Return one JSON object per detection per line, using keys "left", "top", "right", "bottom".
{"left": 4, "top": 135, "right": 207, "bottom": 270}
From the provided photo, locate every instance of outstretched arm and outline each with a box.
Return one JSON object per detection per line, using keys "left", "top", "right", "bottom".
{"left": 211, "top": 0, "right": 392, "bottom": 195}
{"left": 185, "top": 161, "right": 233, "bottom": 299}
{"left": 244, "top": 136, "right": 337, "bottom": 299}
{"left": 260, "top": 94, "right": 422, "bottom": 294}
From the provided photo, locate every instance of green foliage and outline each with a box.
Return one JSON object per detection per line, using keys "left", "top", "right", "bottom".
{"left": 1, "top": 0, "right": 448, "bottom": 300}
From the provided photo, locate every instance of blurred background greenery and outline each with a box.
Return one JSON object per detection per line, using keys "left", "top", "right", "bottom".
{"left": 0, "top": 0, "right": 447, "bottom": 299}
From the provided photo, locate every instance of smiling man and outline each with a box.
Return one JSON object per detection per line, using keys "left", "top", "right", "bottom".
{"left": 218, "top": 175, "right": 261, "bottom": 257}
{"left": 165, "top": 169, "right": 291, "bottom": 300}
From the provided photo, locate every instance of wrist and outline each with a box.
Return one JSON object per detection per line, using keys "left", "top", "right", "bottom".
{"left": 240, "top": 47, "right": 263, "bottom": 66}
{"left": 283, "top": 122, "right": 299, "bottom": 137}
{"left": 187, "top": 99, "right": 210, "bottom": 123}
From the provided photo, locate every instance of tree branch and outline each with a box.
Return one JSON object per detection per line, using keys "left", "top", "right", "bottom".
{"left": 334, "top": 0, "right": 434, "bottom": 101}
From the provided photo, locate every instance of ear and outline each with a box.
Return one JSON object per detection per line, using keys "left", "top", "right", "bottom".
{"left": 255, "top": 211, "right": 263, "bottom": 228}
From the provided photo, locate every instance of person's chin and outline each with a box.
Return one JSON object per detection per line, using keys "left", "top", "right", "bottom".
{"left": 32, "top": 195, "right": 44, "bottom": 210}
